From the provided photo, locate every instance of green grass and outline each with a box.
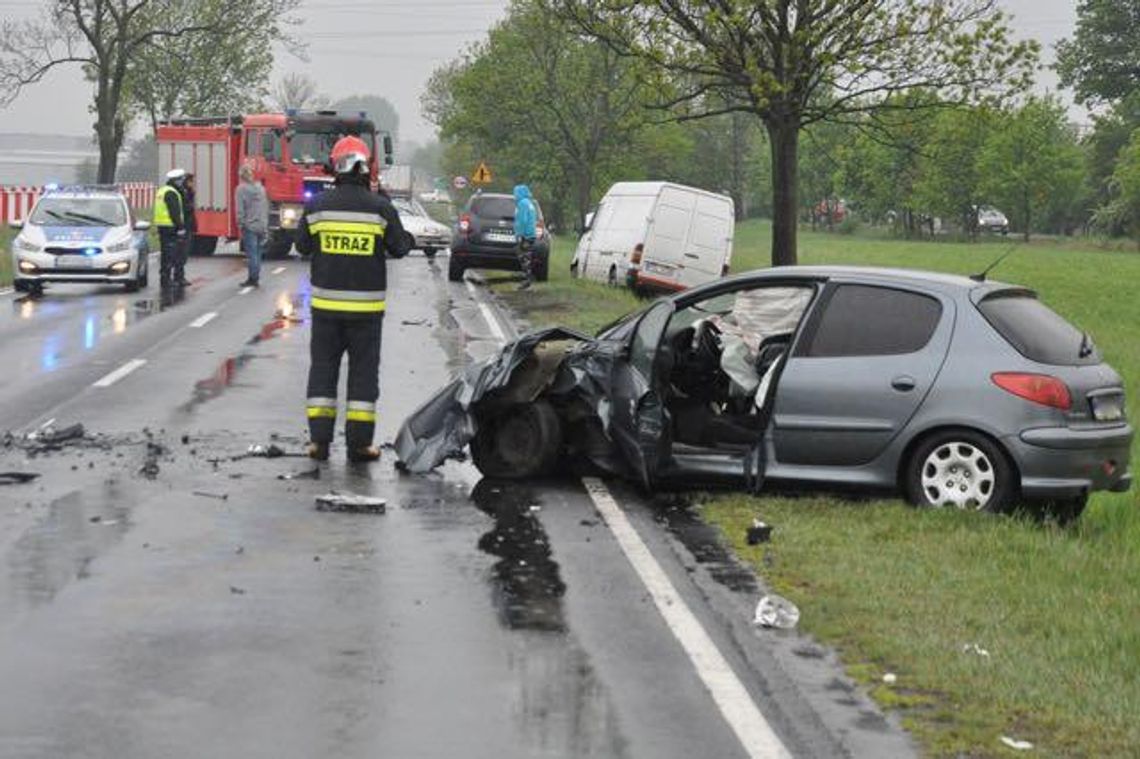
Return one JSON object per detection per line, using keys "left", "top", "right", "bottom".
{"left": 1, "top": 227, "right": 13, "bottom": 286}
{"left": 494, "top": 220, "right": 1140, "bottom": 757}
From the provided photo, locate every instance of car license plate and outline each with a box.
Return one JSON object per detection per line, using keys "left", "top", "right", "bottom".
{"left": 1091, "top": 393, "right": 1125, "bottom": 422}
{"left": 58, "top": 256, "right": 93, "bottom": 268}
{"left": 484, "top": 231, "right": 516, "bottom": 243}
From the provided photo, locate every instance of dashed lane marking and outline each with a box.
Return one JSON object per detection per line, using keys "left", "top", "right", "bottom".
{"left": 271, "top": 266, "right": 286, "bottom": 275}
{"left": 465, "top": 279, "right": 507, "bottom": 343}
{"left": 581, "top": 477, "right": 792, "bottom": 759}
{"left": 93, "top": 359, "right": 147, "bottom": 388}
{"left": 188, "top": 311, "right": 217, "bottom": 329}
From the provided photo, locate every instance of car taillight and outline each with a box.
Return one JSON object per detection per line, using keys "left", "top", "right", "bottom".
{"left": 536, "top": 219, "right": 545, "bottom": 237}
{"left": 992, "top": 373, "right": 1072, "bottom": 411}
{"left": 631, "top": 243, "right": 644, "bottom": 265}
{"left": 459, "top": 214, "right": 471, "bottom": 235}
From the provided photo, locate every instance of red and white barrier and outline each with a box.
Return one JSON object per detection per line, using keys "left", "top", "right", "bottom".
{"left": 1, "top": 183, "right": 156, "bottom": 225}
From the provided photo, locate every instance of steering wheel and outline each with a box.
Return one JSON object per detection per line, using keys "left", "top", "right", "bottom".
{"left": 693, "top": 319, "right": 723, "bottom": 366}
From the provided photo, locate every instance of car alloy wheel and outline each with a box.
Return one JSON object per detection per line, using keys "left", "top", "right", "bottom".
{"left": 920, "top": 442, "right": 995, "bottom": 509}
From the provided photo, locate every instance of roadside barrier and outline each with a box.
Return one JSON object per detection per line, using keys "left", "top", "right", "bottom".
{"left": 1, "top": 182, "right": 156, "bottom": 225}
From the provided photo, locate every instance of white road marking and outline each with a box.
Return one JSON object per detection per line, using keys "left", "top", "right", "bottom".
{"left": 271, "top": 266, "right": 286, "bottom": 275}
{"left": 581, "top": 477, "right": 792, "bottom": 759}
{"left": 466, "top": 279, "right": 507, "bottom": 343}
{"left": 239, "top": 286, "right": 254, "bottom": 296}
{"left": 93, "top": 358, "right": 147, "bottom": 388}
{"left": 188, "top": 311, "right": 217, "bottom": 329}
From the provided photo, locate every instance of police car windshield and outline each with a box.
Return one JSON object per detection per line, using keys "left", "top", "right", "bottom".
{"left": 30, "top": 197, "right": 126, "bottom": 227}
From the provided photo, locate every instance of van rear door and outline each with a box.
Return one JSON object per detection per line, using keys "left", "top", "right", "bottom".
{"left": 641, "top": 187, "right": 694, "bottom": 289}
{"left": 683, "top": 194, "right": 734, "bottom": 284}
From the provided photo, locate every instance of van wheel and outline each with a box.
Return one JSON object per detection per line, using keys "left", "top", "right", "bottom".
{"left": 570, "top": 261, "right": 579, "bottom": 278}
{"left": 905, "top": 430, "right": 1014, "bottom": 513}
{"left": 471, "top": 401, "right": 563, "bottom": 479}
{"left": 607, "top": 266, "right": 617, "bottom": 286}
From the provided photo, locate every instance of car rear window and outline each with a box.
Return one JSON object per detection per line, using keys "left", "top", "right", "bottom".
{"left": 470, "top": 197, "right": 516, "bottom": 221}
{"left": 977, "top": 291, "right": 1100, "bottom": 365}
{"left": 805, "top": 284, "right": 942, "bottom": 357}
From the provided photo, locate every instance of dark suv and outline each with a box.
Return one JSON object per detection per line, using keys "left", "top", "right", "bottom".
{"left": 449, "top": 192, "right": 551, "bottom": 282}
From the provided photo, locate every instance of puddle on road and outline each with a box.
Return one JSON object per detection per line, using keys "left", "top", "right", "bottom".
{"left": 471, "top": 479, "right": 567, "bottom": 632}
{"left": 654, "top": 499, "right": 759, "bottom": 594}
{"left": 3, "top": 483, "right": 131, "bottom": 612}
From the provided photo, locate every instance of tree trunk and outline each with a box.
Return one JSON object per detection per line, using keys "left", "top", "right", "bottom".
{"left": 576, "top": 167, "right": 593, "bottom": 232}
{"left": 767, "top": 120, "right": 799, "bottom": 266}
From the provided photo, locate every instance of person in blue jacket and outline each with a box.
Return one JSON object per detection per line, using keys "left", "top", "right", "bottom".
{"left": 513, "top": 184, "right": 537, "bottom": 289}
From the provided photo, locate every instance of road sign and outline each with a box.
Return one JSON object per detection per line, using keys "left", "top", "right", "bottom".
{"left": 472, "top": 161, "right": 493, "bottom": 185}
{"left": 452, "top": 176, "right": 468, "bottom": 190}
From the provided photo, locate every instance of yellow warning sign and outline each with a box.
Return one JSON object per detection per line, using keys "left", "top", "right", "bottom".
{"left": 472, "top": 161, "right": 493, "bottom": 185}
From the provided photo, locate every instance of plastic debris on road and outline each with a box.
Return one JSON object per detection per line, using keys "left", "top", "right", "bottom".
{"left": 753, "top": 594, "right": 800, "bottom": 629}
{"left": 1000, "top": 736, "right": 1034, "bottom": 751}
{"left": 315, "top": 492, "right": 387, "bottom": 514}
{"left": 746, "top": 518, "right": 773, "bottom": 545}
{"left": 0, "top": 472, "right": 40, "bottom": 485}
{"left": 882, "top": 673, "right": 897, "bottom": 685}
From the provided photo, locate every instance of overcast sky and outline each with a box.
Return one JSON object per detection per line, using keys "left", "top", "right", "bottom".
{"left": 0, "top": 0, "right": 1085, "bottom": 146}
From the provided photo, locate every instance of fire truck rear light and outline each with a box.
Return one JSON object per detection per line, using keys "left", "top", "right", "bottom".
{"left": 992, "top": 373, "right": 1072, "bottom": 411}
{"left": 631, "top": 243, "right": 644, "bottom": 265}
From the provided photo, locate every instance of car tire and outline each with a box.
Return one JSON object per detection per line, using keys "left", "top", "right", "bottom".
{"left": 448, "top": 257, "right": 465, "bottom": 282}
{"left": 14, "top": 280, "right": 29, "bottom": 293}
{"left": 191, "top": 236, "right": 218, "bottom": 256}
{"left": 905, "top": 429, "right": 1015, "bottom": 513}
{"left": 471, "top": 400, "right": 563, "bottom": 480}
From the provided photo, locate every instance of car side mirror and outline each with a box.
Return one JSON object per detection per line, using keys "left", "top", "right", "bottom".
{"left": 8, "top": 219, "right": 23, "bottom": 230}
{"left": 134, "top": 220, "right": 151, "bottom": 231}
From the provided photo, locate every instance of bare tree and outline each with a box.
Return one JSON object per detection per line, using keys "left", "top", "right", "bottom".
{"left": 0, "top": 0, "right": 296, "bottom": 183}
{"left": 553, "top": 0, "right": 1038, "bottom": 266}
{"left": 269, "top": 73, "right": 330, "bottom": 112}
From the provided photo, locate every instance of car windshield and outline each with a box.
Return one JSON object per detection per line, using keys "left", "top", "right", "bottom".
{"left": 393, "top": 198, "right": 430, "bottom": 218}
{"left": 288, "top": 130, "right": 375, "bottom": 166}
{"left": 977, "top": 291, "right": 1100, "bottom": 366}
{"left": 30, "top": 197, "right": 127, "bottom": 227}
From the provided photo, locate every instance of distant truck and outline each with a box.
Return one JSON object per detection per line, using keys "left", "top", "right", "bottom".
{"left": 381, "top": 164, "right": 413, "bottom": 199}
{"left": 156, "top": 110, "right": 393, "bottom": 258}
{"left": 571, "top": 182, "right": 734, "bottom": 293}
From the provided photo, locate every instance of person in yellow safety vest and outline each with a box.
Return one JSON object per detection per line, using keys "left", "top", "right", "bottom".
{"left": 153, "top": 169, "right": 188, "bottom": 289}
{"left": 295, "top": 136, "right": 410, "bottom": 463}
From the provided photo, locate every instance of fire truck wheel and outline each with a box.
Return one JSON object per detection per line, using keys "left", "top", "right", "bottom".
{"left": 190, "top": 236, "right": 218, "bottom": 256}
{"left": 266, "top": 230, "right": 295, "bottom": 260}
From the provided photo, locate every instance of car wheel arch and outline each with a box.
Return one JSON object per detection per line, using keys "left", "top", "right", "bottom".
{"left": 896, "top": 424, "right": 1021, "bottom": 496}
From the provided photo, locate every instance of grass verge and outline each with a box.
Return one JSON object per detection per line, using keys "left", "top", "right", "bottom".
{"left": 490, "top": 220, "right": 1140, "bottom": 757}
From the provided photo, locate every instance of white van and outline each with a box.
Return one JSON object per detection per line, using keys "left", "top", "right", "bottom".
{"left": 571, "top": 182, "right": 734, "bottom": 293}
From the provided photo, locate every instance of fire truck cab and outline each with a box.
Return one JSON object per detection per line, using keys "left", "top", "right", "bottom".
{"left": 156, "top": 110, "right": 392, "bottom": 258}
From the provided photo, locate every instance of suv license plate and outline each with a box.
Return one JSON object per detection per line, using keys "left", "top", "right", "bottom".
{"left": 1091, "top": 394, "right": 1125, "bottom": 422}
{"left": 484, "top": 231, "right": 516, "bottom": 243}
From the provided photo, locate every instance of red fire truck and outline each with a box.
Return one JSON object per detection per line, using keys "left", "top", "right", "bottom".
{"left": 156, "top": 110, "right": 393, "bottom": 258}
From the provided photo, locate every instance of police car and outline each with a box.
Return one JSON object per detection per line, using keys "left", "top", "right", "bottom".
{"left": 10, "top": 185, "right": 151, "bottom": 294}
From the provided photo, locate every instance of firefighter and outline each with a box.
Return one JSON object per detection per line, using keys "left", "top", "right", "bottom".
{"left": 153, "top": 169, "right": 188, "bottom": 289}
{"left": 296, "top": 135, "right": 408, "bottom": 462}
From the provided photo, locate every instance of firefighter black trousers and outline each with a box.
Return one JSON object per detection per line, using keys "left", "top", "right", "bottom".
{"left": 306, "top": 313, "right": 383, "bottom": 450}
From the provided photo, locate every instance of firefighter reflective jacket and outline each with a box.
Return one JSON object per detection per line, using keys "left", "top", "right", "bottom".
{"left": 296, "top": 179, "right": 407, "bottom": 318}
{"left": 153, "top": 184, "right": 183, "bottom": 230}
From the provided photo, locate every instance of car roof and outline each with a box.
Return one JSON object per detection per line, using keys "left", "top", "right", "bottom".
{"left": 690, "top": 265, "right": 1017, "bottom": 298}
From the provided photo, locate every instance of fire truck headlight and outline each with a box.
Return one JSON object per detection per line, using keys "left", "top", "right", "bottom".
{"left": 280, "top": 205, "right": 302, "bottom": 229}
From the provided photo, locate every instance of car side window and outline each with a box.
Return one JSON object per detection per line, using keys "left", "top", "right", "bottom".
{"left": 630, "top": 301, "right": 673, "bottom": 378}
{"left": 806, "top": 284, "right": 942, "bottom": 357}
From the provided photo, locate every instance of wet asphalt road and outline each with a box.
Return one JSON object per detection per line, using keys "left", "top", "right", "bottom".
{"left": 0, "top": 252, "right": 915, "bottom": 758}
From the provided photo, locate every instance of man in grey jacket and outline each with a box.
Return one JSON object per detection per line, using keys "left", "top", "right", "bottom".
{"left": 235, "top": 164, "right": 269, "bottom": 288}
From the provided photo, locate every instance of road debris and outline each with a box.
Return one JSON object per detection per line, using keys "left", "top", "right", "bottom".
{"left": 247, "top": 443, "right": 286, "bottom": 458}
{"left": 401, "top": 318, "right": 431, "bottom": 326}
{"left": 193, "top": 490, "right": 229, "bottom": 501}
{"left": 1000, "top": 736, "right": 1034, "bottom": 751}
{"left": 278, "top": 468, "right": 321, "bottom": 481}
{"left": 882, "top": 673, "right": 898, "bottom": 685}
{"left": 962, "top": 642, "right": 991, "bottom": 658}
{"left": 746, "top": 519, "right": 773, "bottom": 545}
{"left": 753, "top": 594, "right": 801, "bottom": 629}
{"left": 315, "top": 492, "right": 387, "bottom": 514}
{"left": 0, "top": 472, "right": 40, "bottom": 485}
{"left": 229, "top": 585, "right": 247, "bottom": 595}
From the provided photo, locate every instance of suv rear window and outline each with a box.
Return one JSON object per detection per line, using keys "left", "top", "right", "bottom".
{"left": 470, "top": 197, "right": 516, "bottom": 221}
{"left": 806, "top": 284, "right": 942, "bottom": 357}
{"left": 977, "top": 291, "right": 1100, "bottom": 365}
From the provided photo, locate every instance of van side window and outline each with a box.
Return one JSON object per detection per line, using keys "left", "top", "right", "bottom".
{"left": 806, "top": 285, "right": 942, "bottom": 357}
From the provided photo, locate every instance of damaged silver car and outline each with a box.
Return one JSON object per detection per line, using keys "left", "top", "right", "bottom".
{"left": 396, "top": 266, "right": 1133, "bottom": 520}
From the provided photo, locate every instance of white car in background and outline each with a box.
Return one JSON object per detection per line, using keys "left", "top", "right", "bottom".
{"left": 9, "top": 185, "right": 151, "bottom": 294}
{"left": 419, "top": 189, "right": 451, "bottom": 204}
{"left": 393, "top": 197, "right": 451, "bottom": 259}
